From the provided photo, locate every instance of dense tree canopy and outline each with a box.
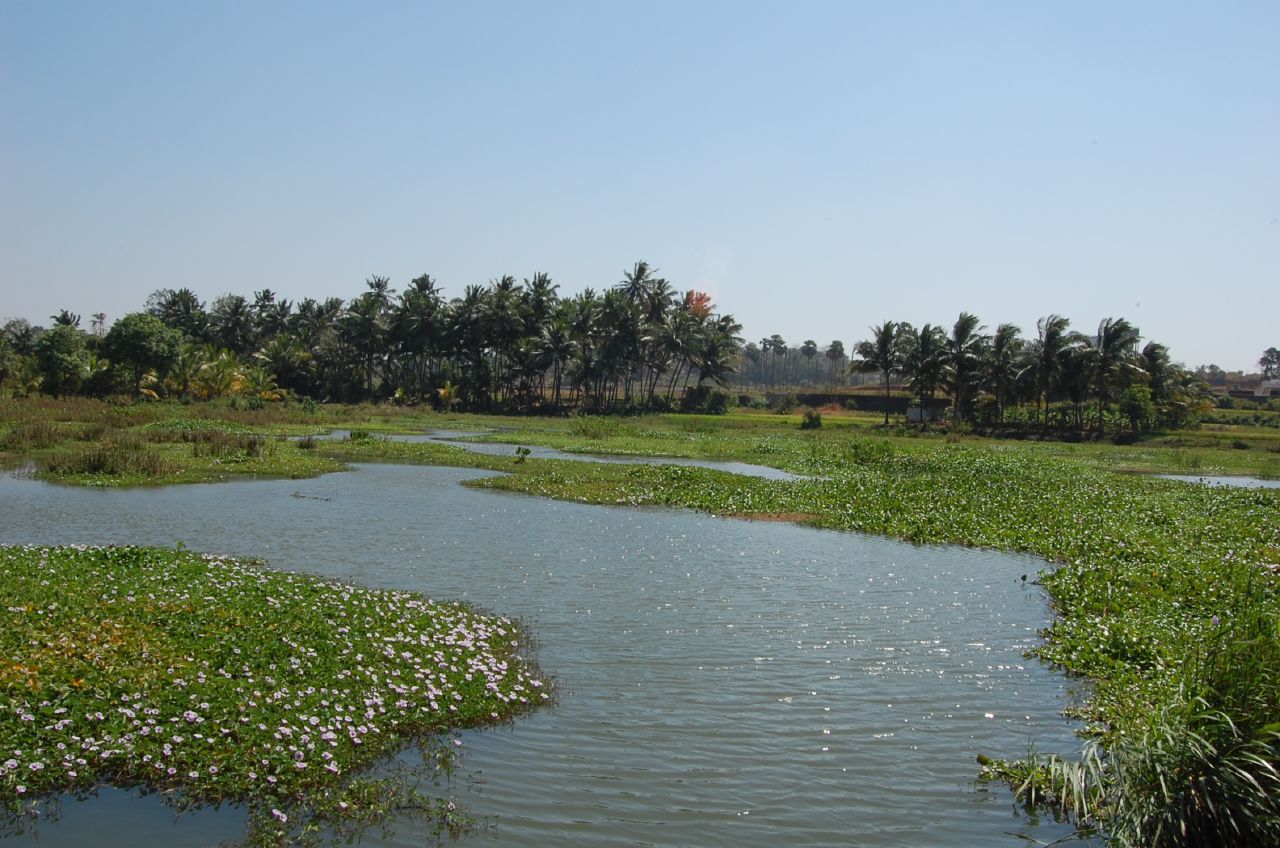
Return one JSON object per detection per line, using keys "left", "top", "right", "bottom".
{"left": 0, "top": 265, "right": 1252, "bottom": 432}
{"left": 5, "top": 262, "right": 743, "bottom": 413}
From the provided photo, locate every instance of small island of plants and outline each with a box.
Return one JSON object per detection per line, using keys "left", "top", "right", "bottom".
{"left": 0, "top": 544, "right": 547, "bottom": 845}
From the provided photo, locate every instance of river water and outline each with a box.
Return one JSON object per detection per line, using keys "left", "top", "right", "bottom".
{"left": 0, "top": 462, "right": 1086, "bottom": 847}
{"left": 1156, "top": 473, "right": 1280, "bottom": 489}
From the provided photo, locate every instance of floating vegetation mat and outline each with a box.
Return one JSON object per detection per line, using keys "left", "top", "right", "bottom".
{"left": 0, "top": 544, "right": 547, "bottom": 845}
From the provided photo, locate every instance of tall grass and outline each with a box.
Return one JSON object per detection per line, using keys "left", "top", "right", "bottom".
{"left": 986, "top": 563, "right": 1280, "bottom": 846}
{"left": 41, "top": 442, "right": 173, "bottom": 478}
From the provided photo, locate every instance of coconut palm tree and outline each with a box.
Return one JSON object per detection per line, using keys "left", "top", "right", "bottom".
{"left": 537, "top": 313, "right": 577, "bottom": 407}
{"left": 341, "top": 292, "right": 390, "bottom": 397}
{"left": 1023, "top": 315, "right": 1073, "bottom": 427}
{"left": 196, "top": 349, "right": 244, "bottom": 398}
{"left": 209, "top": 294, "right": 256, "bottom": 355}
{"left": 853, "top": 322, "right": 901, "bottom": 425}
{"left": 1140, "top": 341, "right": 1173, "bottom": 403}
{"left": 391, "top": 276, "right": 444, "bottom": 401}
{"left": 944, "top": 312, "right": 986, "bottom": 423}
{"left": 146, "top": 288, "right": 208, "bottom": 341}
{"left": 254, "top": 335, "right": 312, "bottom": 396}
{"left": 166, "top": 342, "right": 206, "bottom": 400}
{"left": 900, "top": 324, "right": 948, "bottom": 419}
{"left": 1085, "top": 317, "right": 1143, "bottom": 434}
{"left": 984, "top": 323, "right": 1023, "bottom": 424}
{"left": 241, "top": 365, "right": 286, "bottom": 402}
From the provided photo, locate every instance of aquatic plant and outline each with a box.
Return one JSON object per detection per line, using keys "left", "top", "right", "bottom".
{"left": 0, "top": 545, "right": 548, "bottom": 844}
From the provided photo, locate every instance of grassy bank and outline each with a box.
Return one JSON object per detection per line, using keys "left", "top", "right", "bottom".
{"left": 0, "top": 545, "right": 547, "bottom": 845}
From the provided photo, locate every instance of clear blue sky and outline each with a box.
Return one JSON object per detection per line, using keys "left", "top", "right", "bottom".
{"left": 2, "top": 1, "right": 1276, "bottom": 371}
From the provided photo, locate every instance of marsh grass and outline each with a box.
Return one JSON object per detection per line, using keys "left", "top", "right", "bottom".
{"left": 983, "top": 563, "right": 1280, "bottom": 846}
{"left": 0, "top": 420, "right": 63, "bottom": 450}
{"left": 41, "top": 439, "right": 173, "bottom": 478}
{"left": 0, "top": 545, "right": 548, "bottom": 845}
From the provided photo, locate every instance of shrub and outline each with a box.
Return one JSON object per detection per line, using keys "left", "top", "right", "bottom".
{"left": 798, "top": 408, "right": 823, "bottom": 430}
{"left": 679, "top": 387, "right": 736, "bottom": 415}
{"left": 769, "top": 393, "right": 798, "bottom": 414}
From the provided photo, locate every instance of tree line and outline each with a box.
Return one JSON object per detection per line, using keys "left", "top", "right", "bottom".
{"left": 2, "top": 273, "right": 1271, "bottom": 430}
{"left": 842, "top": 314, "right": 1212, "bottom": 433}
{"left": 0, "top": 262, "right": 744, "bottom": 413}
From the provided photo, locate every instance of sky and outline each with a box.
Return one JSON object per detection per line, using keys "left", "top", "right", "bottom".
{"left": 1, "top": 1, "right": 1276, "bottom": 371}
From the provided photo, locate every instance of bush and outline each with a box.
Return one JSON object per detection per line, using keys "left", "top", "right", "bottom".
{"left": 680, "top": 386, "right": 736, "bottom": 415}
{"left": 843, "top": 437, "right": 894, "bottom": 465}
{"left": 798, "top": 408, "right": 823, "bottom": 430}
{"left": 769, "top": 393, "right": 798, "bottom": 414}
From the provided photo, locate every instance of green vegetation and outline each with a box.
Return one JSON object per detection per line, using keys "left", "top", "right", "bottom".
{"left": 3, "top": 397, "right": 1280, "bottom": 844}
{"left": 0, "top": 544, "right": 546, "bottom": 845}
{"left": 1, "top": 264, "right": 743, "bottom": 413}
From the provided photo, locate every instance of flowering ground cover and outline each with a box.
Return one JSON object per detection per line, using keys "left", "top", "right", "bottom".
{"left": 0, "top": 544, "right": 547, "bottom": 845}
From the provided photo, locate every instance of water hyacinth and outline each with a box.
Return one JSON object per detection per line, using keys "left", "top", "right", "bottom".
{"left": 0, "top": 544, "right": 548, "bottom": 842}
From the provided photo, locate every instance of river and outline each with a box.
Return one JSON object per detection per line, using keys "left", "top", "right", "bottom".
{"left": 0, "top": 461, "right": 1086, "bottom": 847}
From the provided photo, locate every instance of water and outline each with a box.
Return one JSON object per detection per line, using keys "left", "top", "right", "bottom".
{"left": 1156, "top": 473, "right": 1280, "bottom": 489}
{"left": 329, "top": 428, "right": 807, "bottom": 481}
{"left": 0, "top": 464, "right": 1086, "bottom": 847}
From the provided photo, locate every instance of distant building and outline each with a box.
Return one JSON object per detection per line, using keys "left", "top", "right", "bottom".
{"left": 1256, "top": 380, "right": 1280, "bottom": 399}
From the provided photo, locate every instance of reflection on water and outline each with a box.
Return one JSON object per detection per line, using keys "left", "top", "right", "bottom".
{"left": 0, "top": 463, "right": 1086, "bottom": 847}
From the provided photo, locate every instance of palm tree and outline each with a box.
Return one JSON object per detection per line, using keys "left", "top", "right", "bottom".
{"left": 800, "top": 340, "right": 819, "bottom": 385}
{"left": 616, "top": 260, "right": 660, "bottom": 307}
{"left": 768, "top": 334, "right": 786, "bottom": 388}
{"left": 51, "top": 309, "right": 81, "bottom": 328}
{"left": 391, "top": 276, "right": 444, "bottom": 401}
{"left": 693, "top": 330, "right": 738, "bottom": 389}
{"left": 196, "top": 349, "right": 244, "bottom": 398}
{"left": 253, "top": 289, "right": 293, "bottom": 339}
{"left": 853, "top": 322, "right": 901, "bottom": 425}
{"left": 1058, "top": 345, "right": 1092, "bottom": 430}
{"left": 1140, "top": 341, "right": 1173, "bottom": 403}
{"left": 537, "top": 313, "right": 577, "bottom": 407}
{"left": 900, "top": 324, "right": 948, "bottom": 420}
{"left": 944, "top": 312, "right": 986, "bottom": 423}
{"left": 825, "top": 340, "right": 845, "bottom": 387}
{"left": 241, "top": 365, "right": 286, "bottom": 402}
{"left": 146, "top": 288, "right": 208, "bottom": 341}
{"left": 254, "top": 335, "right": 312, "bottom": 396}
{"left": 166, "top": 342, "right": 206, "bottom": 400}
{"left": 209, "top": 294, "right": 256, "bottom": 355}
{"left": 984, "top": 323, "right": 1022, "bottom": 424}
{"left": 1024, "top": 315, "right": 1072, "bottom": 427}
{"left": 1086, "top": 317, "right": 1143, "bottom": 434}
{"left": 341, "top": 292, "right": 390, "bottom": 397}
